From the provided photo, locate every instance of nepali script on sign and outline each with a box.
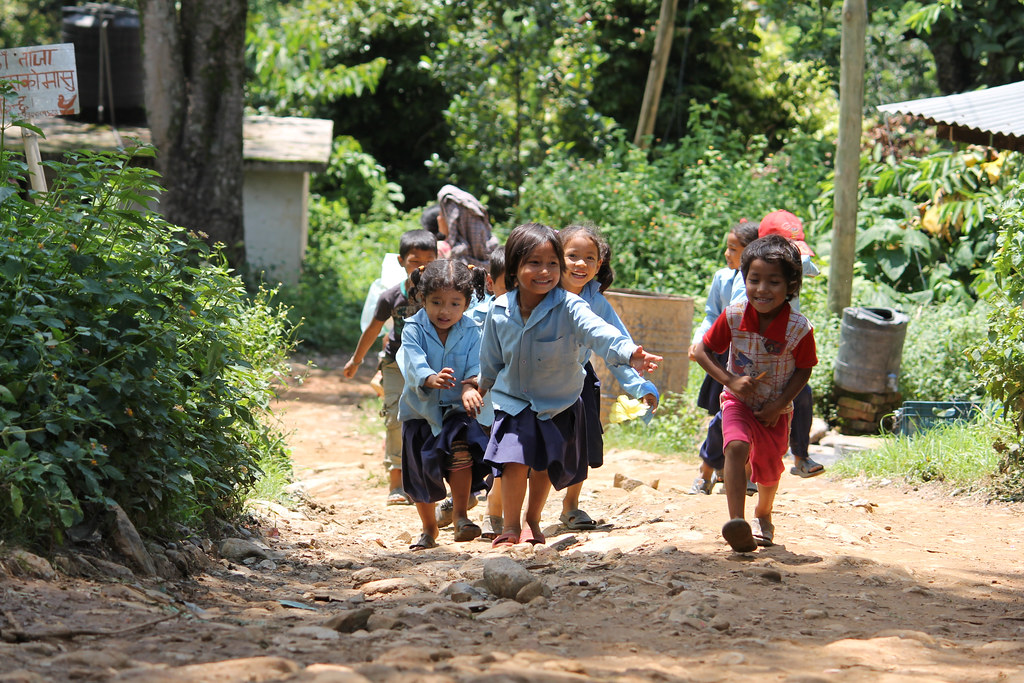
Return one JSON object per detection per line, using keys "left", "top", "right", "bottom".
{"left": 0, "top": 43, "right": 80, "bottom": 119}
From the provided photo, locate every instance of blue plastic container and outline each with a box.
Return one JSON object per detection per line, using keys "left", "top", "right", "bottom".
{"left": 895, "top": 401, "right": 980, "bottom": 436}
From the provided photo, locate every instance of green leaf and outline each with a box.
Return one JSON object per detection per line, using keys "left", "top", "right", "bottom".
{"left": 10, "top": 486, "right": 24, "bottom": 518}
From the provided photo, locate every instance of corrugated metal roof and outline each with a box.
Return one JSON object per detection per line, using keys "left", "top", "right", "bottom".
{"left": 877, "top": 80, "right": 1024, "bottom": 139}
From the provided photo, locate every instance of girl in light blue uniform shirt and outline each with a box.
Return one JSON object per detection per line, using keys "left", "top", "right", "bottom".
{"left": 556, "top": 224, "right": 659, "bottom": 531}
{"left": 478, "top": 223, "right": 661, "bottom": 547}
{"left": 398, "top": 260, "right": 489, "bottom": 550}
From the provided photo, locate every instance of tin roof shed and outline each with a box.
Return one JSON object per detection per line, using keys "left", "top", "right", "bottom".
{"left": 876, "top": 80, "right": 1024, "bottom": 152}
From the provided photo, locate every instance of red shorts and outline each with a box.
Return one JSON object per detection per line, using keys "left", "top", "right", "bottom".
{"left": 721, "top": 395, "right": 792, "bottom": 487}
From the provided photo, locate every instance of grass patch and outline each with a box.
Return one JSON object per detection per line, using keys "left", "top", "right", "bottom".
{"left": 604, "top": 364, "right": 709, "bottom": 458}
{"left": 830, "top": 414, "right": 1011, "bottom": 491}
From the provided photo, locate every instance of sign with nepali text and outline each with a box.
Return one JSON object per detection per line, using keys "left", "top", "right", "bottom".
{"left": 0, "top": 43, "right": 80, "bottom": 119}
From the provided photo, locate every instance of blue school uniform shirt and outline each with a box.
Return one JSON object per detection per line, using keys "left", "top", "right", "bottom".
{"left": 468, "top": 293, "right": 493, "bottom": 325}
{"left": 577, "top": 281, "right": 658, "bottom": 402}
{"left": 479, "top": 287, "right": 638, "bottom": 420}
{"left": 397, "top": 308, "right": 481, "bottom": 436}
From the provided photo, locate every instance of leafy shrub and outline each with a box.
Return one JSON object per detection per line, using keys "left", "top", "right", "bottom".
{"left": 273, "top": 196, "right": 413, "bottom": 351}
{"left": 970, "top": 191, "right": 1024, "bottom": 499}
{"left": 809, "top": 147, "right": 1020, "bottom": 304}
{"left": 0, "top": 143, "right": 294, "bottom": 547}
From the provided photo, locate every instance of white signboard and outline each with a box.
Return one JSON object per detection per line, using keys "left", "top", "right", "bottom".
{"left": 0, "top": 43, "right": 80, "bottom": 119}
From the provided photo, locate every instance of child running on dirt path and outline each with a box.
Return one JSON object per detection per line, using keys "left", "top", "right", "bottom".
{"left": 397, "top": 260, "right": 490, "bottom": 550}
{"left": 478, "top": 223, "right": 662, "bottom": 547}
{"left": 343, "top": 230, "right": 438, "bottom": 506}
{"left": 686, "top": 219, "right": 761, "bottom": 496}
{"left": 691, "top": 235, "right": 817, "bottom": 552}
{"left": 556, "top": 223, "right": 659, "bottom": 531}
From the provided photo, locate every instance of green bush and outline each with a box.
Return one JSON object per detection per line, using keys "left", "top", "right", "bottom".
{"left": 0, "top": 143, "right": 294, "bottom": 547}
{"left": 515, "top": 98, "right": 833, "bottom": 297}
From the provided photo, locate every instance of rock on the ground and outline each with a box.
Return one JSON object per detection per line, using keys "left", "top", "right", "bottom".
{"left": 323, "top": 607, "right": 374, "bottom": 633}
{"left": 219, "top": 538, "right": 272, "bottom": 563}
{"left": 108, "top": 503, "right": 157, "bottom": 576}
{"left": 482, "top": 557, "right": 535, "bottom": 599}
{"left": 5, "top": 550, "right": 56, "bottom": 580}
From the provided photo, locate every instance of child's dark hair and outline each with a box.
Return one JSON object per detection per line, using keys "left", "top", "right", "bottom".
{"left": 741, "top": 234, "right": 802, "bottom": 300}
{"left": 409, "top": 259, "right": 476, "bottom": 306}
{"left": 399, "top": 229, "right": 439, "bottom": 258}
{"left": 731, "top": 219, "right": 760, "bottom": 248}
{"left": 503, "top": 223, "right": 563, "bottom": 292}
{"left": 420, "top": 204, "right": 443, "bottom": 239}
{"left": 559, "top": 223, "right": 614, "bottom": 292}
{"left": 488, "top": 245, "right": 506, "bottom": 282}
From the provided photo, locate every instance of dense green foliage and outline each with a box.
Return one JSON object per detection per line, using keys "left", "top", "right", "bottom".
{"left": 0, "top": 140, "right": 294, "bottom": 548}
{"left": 515, "top": 99, "right": 833, "bottom": 295}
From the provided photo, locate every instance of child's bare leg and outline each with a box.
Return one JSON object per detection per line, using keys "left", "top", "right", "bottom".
{"left": 753, "top": 482, "right": 778, "bottom": 520}
{"left": 560, "top": 481, "right": 584, "bottom": 517}
{"left": 389, "top": 469, "right": 403, "bottom": 492}
{"left": 525, "top": 468, "right": 552, "bottom": 536}
{"left": 699, "top": 461, "right": 715, "bottom": 481}
{"left": 413, "top": 501, "right": 438, "bottom": 541}
{"left": 449, "top": 463, "right": 472, "bottom": 521}
{"left": 487, "top": 477, "right": 503, "bottom": 517}
{"left": 723, "top": 440, "right": 751, "bottom": 519}
{"left": 499, "top": 463, "right": 528, "bottom": 538}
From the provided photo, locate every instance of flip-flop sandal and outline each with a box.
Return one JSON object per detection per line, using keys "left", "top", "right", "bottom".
{"left": 453, "top": 518, "right": 482, "bottom": 542}
{"left": 480, "top": 515, "right": 503, "bottom": 540}
{"left": 559, "top": 508, "right": 598, "bottom": 530}
{"left": 721, "top": 518, "right": 757, "bottom": 553}
{"left": 518, "top": 527, "right": 545, "bottom": 545}
{"left": 791, "top": 457, "right": 825, "bottom": 478}
{"left": 386, "top": 488, "right": 413, "bottom": 506}
{"left": 409, "top": 532, "right": 437, "bottom": 551}
{"left": 746, "top": 479, "right": 758, "bottom": 496}
{"left": 491, "top": 531, "right": 518, "bottom": 548}
{"left": 751, "top": 517, "right": 775, "bottom": 547}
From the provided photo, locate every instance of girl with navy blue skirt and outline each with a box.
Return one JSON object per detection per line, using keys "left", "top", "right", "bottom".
{"left": 556, "top": 224, "right": 659, "bottom": 531}
{"left": 398, "top": 260, "right": 490, "bottom": 550}
{"left": 478, "top": 223, "right": 662, "bottom": 547}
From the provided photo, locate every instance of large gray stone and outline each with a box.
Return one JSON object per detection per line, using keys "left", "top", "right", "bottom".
{"left": 482, "top": 557, "right": 534, "bottom": 599}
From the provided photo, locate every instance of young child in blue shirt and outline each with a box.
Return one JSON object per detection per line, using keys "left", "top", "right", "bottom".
{"left": 686, "top": 219, "right": 761, "bottom": 495}
{"left": 397, "top": 259, "right": 490, "bottom": 550}
{"left": 557, "top": 223, "right": 659, "bottom": 530}
{"left": 343, "top": 229, "right": 438, "bottom": 506}
{"left": 478, "top": 223, "right": 661, "bottom": 547}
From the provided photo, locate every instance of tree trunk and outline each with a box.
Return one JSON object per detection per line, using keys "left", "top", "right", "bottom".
{"left": 633, "top": 0, "right": 679, "bottom": 148}
{"left": 138, "top": 0, "right": 247, "bottom": 268}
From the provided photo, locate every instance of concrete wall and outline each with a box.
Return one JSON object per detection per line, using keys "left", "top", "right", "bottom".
{"left": 243, "top": 168, "right": 309, "bottom": 285}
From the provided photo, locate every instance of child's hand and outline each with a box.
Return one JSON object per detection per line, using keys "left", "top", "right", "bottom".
{"left": 687, "top": 343, "right": 698, "bottom": 361}
{"left": 630, "top": 345, "right": 663, "bottom": 375}
{"left": 342, "top": 358, "right": 360, "bottom": 379}
{"left": 462, "top": 386, "right": 484, "bottom": 418}
{"left": 641, "top": 392, "right": 659, "bottom": 413}
{"left": 754, "top": 403, "right": 783, "bottom": 428}
{"left": 727, "top": 374, "right": 758, "bottom": 400}
{"left": 424, "top": 367, "right": 457, "bottom": 390}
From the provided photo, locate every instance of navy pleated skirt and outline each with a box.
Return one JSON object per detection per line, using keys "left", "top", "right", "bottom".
{"left": 484, "top": 398, "right": 587, "bottom": 491}
{"left": 401, "top": 412, "right": 490, "bottom": 504}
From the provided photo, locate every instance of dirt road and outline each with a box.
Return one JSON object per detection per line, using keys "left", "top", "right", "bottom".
{"left": 2, "top": 357, "right": 1024, "bottom": 682}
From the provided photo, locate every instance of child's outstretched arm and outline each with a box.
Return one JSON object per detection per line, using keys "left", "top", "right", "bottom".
{"left": 754, "top": 367, "right": 811, "bottom": 428}
{"left": 343, "top": 318, "right": 386, "bottom": 378}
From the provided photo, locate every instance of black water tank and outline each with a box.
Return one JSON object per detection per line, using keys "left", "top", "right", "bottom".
{"left": 62, "top": 3, "right": 146, "bottom": 124}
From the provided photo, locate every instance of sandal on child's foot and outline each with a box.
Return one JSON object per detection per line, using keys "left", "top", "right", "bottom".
{"left": 480, "top": 515, "right": 503, "bottom": 540}
{"left": 745, "top": 479, "right": 758, "bottom": 497}
{"left": 409, "top": 532, "right": 437, "bottom": 551}
{"left": 687, "top": 476, "right": 713, "bottom": 495}
{"left": 453, "top": 518, "right": 482, "bottom": 542}
{"left": 491, "top": 531, "right": 518, "bottom": 548}
{"left": 791, "top": 457, "right": 825, "bottom": 478}
{"left": 387, "top": 488, "right": 413, "bottom": 506}
{"left": 722, "top": 518, "right": 757, "bottom": 553}
{"left": 751, "top": 516, "right": 774, "bottom": 547}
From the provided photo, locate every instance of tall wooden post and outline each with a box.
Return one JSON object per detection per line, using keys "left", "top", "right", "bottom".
{"left": 633, "top": 0, "right": 679, "bottom": 148}
{"left": 828, "top": 0, "right": 867, "bottom": 314}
